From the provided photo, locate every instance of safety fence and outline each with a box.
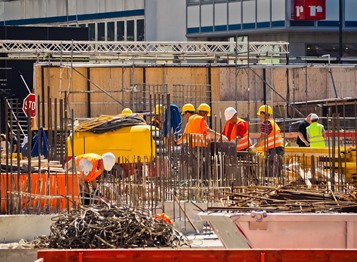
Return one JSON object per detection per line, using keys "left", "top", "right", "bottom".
{"left": 1, "top": 142, "right": 356, "bottom": 215}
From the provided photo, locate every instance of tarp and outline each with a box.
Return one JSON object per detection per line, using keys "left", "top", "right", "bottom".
{"left": 164, "top": 103, "right": 182, "bottom": 138}
{"left": 31, "top": 127, "right": 49, "bottom": 158}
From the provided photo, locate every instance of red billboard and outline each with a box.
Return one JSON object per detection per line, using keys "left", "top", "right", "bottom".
{"left": 292, "top": 0, "right": 326, "bottom": 21}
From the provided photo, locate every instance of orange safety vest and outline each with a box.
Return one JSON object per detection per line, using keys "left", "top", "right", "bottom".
{"left": 75, "top": 153, "right": 102, "bottom": 182}
{"left": 263, "top": 119, "right": 283, "bottom": 151}
{"left": 223, "top": 118, "right": 251, "bottom": 151}
{"left": 183, "top": 114, "right": 208, "bottom": 148}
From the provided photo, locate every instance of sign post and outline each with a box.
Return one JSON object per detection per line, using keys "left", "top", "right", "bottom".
{"left": 22, "top": 93, "right": 36, "bottom": 118}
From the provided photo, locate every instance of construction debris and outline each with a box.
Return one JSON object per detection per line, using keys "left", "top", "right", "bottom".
{"left": 208, "top": 185, "right": 357, "bottom": 213}
{"left": 31, "top": 205, "right": 190, "bottom": 249}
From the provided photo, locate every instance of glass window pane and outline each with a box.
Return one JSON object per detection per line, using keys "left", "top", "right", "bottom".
{"left": 127, "top": 20, "right": 134, "bottom": 41}
{"left": 117, "top": 21, "right": 125, "bottom": 41}
{"left": 188, "top": 0, "right": 200, "bottom": 5}
{"left": 88, "top": 23, "right": 95, "bottom": 41}
{"left": 107, "top": 22, "right": 114, "bottom": 41}
{"left": 97, "top": 22, "right": 105, "bottom": 41}
{"left": 137, "top": 19, "right": 144, "bottom": 41}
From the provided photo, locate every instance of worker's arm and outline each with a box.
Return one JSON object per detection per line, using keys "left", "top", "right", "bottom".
{"left": 322, "top": 127, "right": 327, "bottom": 139}
{"left": 252, "top": 132, "right": 267, "bottom": 148}
{"left": 176, "top": 125, "right": 188, "bottom": 145}
{"left": 297, "top": 131, "right": 309, "bottom": 146}
{"left": 207, "top": 128, "right": 228, "bottom": 142}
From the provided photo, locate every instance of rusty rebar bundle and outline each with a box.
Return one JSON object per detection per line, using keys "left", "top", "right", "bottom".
{"left": 31, "top": 205, "right": 190, "bottom": 249}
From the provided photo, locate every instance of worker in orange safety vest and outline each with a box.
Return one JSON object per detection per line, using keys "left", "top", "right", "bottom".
{"left": 70, "top": 152, "right": 116, "bottom": 204}
{"left": 177, "top": 103, "right": 228, "bottom": 147}
{"left": 222, "top": 107, "right": 251, "bottom": 151}
{"left": 250, "top": 105, "right": 284, "bottom": 178}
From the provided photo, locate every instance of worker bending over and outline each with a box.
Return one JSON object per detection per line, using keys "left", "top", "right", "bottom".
{"left": 70, "top": 152, "right": 116, "bottom": 204}
{"left": 222, "top": 107, "right": 251, "bottom": 151}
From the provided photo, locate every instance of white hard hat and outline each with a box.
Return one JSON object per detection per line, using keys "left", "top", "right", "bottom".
{"left": 78, "top": 158, "right": 93, "bottom": 176}
{"left": 310, "top": 113, "right": 319, "bottom": 121}
{"left": 102, "top": 152, "right": 116, "bottom": 171}
{"left": 224, "top": 107, "right": 237, "bottom": 121}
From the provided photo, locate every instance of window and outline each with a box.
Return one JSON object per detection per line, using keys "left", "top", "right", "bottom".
{"left": 117, "top": 21, "right": 125, "bottom": 41}
{"left": 88, "top": 23, "right": 95, "bottom": 41}
{"left": 187, "top": 0, "right": 200, "bottom": 5}
{"left": 127, "top": 20, "right": 134, "bottom": 41}
{"left": 137, "top": 19, "right": 144, "bottom": 41}
{"left": 107, "top": 22, "right": 114, "bottom": 41}
{"left": 307, "top": 43, "right": 357, "bottom": 58}
{"left": 97, "top": 22, "right": 105, "bottom": 41}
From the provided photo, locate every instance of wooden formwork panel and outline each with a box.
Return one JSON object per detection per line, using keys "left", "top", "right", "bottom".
{"left": 33, "top": 64, "right": 357, "bottom": 124}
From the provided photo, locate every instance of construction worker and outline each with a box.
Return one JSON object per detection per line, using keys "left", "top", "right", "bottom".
{"left": 306, "top": 113, "right": 326, "bottom": 148}
{"left": 178, "top": 103, "right": 227, "bottom": 146}
{"left": 176, "top": 103, "right": 196, "bottom": 145}
{"left": 0, "top": 133, "right": 9, "bottom": 156}
{"left": 71, "top": 152, "right": 116, "bottom": 204}
{"left": 120, "top": 108, "right": 133, "bottom": 117}
{"left": 196, "top": 103, "right": 228, "bottom": 143}
{"left": 250, "top": 105, "right": 284, "bottom": 177}
{"left": 150, "top": 104, "right": 165, "bottom": 129}
{"left": 296, "top": 113, "right": 312, "bottom": 147}
{"left": 222, "top": 107, "right": 251, "bottom": 151}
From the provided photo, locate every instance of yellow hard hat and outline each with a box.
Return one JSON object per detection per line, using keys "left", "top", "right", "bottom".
{"left": 121, "top": 108, "right": 133, "bottom": 116}
{"left": 257, "top": 105, "right": 273, "bottom": 116}
{"left": 198, "top": 103, "right": 211, "bottom": 116}
{"left": 154, "top": 104, "right": 165, "bottom": 115}
{"left": 181, "top": 103, "right": 195, "bottom": 115}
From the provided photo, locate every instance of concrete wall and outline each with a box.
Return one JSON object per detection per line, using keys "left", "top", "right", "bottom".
{"left": 0, "top": 0, "right": 144, "bottom": 21}
{"left": 0, "top": 215, "right": 54, "bottom": 243}
{"left": 145, "top": 0, "right": 187, "bottom": 41}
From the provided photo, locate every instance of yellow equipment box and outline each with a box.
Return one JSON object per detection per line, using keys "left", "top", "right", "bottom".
{"left": 67, "top": 125, "right": 157, "bottom": 163}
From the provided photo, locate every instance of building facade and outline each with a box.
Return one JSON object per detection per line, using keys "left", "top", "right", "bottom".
{"left": 186, "top": 0, "right": 357, "bottom": 62}
{"left": 0, "top": 0, "right": 356, "bottom": 61}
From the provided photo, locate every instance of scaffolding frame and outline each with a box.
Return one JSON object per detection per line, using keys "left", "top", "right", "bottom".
{"left": 0, "top": 40, "right": 289, "bottom": 64}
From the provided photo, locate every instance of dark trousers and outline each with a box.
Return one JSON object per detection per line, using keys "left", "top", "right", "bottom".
{"left": 267, "top": 147, "right": 284, "bottom": 178}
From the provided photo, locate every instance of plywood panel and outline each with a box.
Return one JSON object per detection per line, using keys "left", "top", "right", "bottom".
{"left": 34, "top": 64, "right": 357, "bottom": 125}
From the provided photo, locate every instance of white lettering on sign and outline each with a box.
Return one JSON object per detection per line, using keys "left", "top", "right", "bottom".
{"left": 25, "top": 100, "right": 36, "bottom": 111}
{"left": 296, "top": 5, "right": 324, "bottom": 18}
{"left": 296, "top": 6, "right": 304, "bottom": 17}
{"left": 309, "top": 5, "right": 323, "bottom": 17}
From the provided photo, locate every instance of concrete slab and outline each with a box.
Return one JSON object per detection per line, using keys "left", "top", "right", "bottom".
{"left": 0, "top": 249, "right": 37, "bottom": 262}
{"left": 0, "top": 215, "right": 54, "bottom": 243}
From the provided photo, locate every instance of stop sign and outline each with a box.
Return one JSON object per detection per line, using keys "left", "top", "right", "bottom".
{"left": 22, "top": 93, "right": 36, "bottom": 118}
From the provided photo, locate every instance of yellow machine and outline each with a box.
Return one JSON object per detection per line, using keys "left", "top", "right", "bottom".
{"left": 285, "top": 146, "right": 356, "bottom": 183}
{"left": 67, "top": 114, "right": 157, "bottom": 164}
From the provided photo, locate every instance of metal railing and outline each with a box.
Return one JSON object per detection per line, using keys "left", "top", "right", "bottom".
{"left": 0, "top": 40, "right": 289, "bottom": 63}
